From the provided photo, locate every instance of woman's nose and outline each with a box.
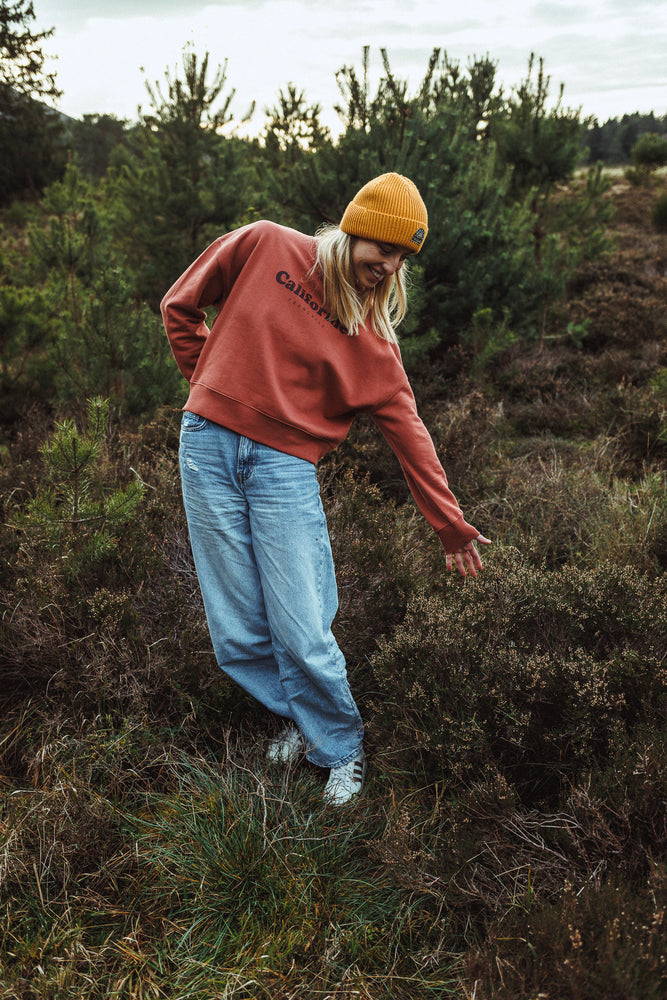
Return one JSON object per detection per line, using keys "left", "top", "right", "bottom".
{"left": 383, "top": 254, "right": 403, "bottom": 275}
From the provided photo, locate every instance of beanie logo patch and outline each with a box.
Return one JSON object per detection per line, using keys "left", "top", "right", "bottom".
{"left": 411, "top": 227, "right": 425, "bottom": 246}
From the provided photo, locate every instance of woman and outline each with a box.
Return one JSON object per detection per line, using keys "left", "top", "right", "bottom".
{"left": 161, "top": 173, "right": 490, "bottom": 805}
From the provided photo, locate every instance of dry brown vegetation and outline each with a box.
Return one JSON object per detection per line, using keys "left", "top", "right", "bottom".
{"left": 1, "top": 177, "right": 667, "bottom": 998}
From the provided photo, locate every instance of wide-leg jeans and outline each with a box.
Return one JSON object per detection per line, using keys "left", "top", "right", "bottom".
{"left": 179, "top": 411, "right": 364, "bottom": 768}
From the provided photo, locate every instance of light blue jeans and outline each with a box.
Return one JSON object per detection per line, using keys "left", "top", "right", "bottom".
{"left": 179, "top": 412, "right": 364, "bottom": 768}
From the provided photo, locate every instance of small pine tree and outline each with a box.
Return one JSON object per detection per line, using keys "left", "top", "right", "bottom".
{"left": 26, "top": 162, "right": 183, "bottom": 414}
{"left": 12, "top": 397, "right": 146, "bottom": 581}
{"left": 264, "top": 83, "right": 330, "bottom": 160}
{"left": 632, "top": 132, "right": 667, "bottom": 171}
{"left": 107, "top": 45, "right": 254, "bottom": 307}
{"left": 489, "top": 55, "right": 612, "bottom": 341}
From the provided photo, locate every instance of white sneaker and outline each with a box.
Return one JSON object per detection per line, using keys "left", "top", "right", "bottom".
{"left": 266, "top": 725, "right": 303, "bottom": 764}
{"left": 324, "top": 750, "right": 366, "bottom": 805}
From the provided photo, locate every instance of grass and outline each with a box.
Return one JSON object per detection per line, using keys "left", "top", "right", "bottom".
{"left": 1, "top": 732, "right": 466, "bottom": 998}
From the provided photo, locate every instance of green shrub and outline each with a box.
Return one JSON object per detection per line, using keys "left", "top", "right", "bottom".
{"left": 1, "top": 198, "right": 38, "bottom": 228}
{"left": 0, "top": 282, "right": 58, "bottom": 422}
{"left": 632, "top": 132, "right": 667, "bottom": 170}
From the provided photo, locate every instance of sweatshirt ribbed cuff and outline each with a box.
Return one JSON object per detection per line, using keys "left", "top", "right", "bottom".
{"left": 436, "top": 520, "right": 479, "bottom": 553}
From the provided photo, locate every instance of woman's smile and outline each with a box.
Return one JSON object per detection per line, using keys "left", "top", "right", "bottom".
{"left": 351, "top": 239, "right": 412, "bottom": 291}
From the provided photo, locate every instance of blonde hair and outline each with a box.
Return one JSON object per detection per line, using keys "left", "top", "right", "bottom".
{"left": 311, "top": 225, "right": 409, "bottom": 343}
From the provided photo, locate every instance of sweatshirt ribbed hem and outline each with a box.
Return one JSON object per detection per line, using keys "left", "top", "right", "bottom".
{"left": 184, "top": 384, "right": 339, "bottom": 465}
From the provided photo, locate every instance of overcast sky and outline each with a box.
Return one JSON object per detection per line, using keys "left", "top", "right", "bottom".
{"left": 34, "top": 0, "right": 667, "bottom": 133}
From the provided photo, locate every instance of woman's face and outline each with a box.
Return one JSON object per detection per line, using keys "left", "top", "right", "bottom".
{"left": 350, "top": 239, "right": 413, "bottom": 292}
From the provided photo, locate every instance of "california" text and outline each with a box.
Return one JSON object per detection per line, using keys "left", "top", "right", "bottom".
{"left": 275, "top": 270, "right": 348, "bottom": 334}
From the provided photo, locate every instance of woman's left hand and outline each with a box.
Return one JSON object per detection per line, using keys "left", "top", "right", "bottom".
{"left": 446, "top": 534, "right": 492, "bottom": 578}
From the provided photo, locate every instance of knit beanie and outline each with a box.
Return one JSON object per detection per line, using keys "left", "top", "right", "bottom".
{"left": 339, "top": 172, "right": 428, "bottom": 253}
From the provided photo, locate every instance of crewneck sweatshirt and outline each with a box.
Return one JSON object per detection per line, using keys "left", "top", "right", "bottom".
{"left": 161, "top": 220, "right": 479, "bottom": 552}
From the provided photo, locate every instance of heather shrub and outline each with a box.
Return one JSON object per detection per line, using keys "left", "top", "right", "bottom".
{"left": 0, "top": 405, "right": 222, "bottom": 733}
{"left": 323, "top": 460, "right": 441, "bottom": 664}
{"left": 465, "top": 872, "right": 667, "bottom": 999}
{"left": 369, "top": 549, "right": 667, "bottom": 799}
{"left": 327, "top": 391, "right": 505, "bottom": 519}
{"left": 437, "top": 728, "right": 667, "bottom": 903}
{"left": 562, "top": 249, "right": 666, "bottom": 351}
{"left": 477, "top": 444, "right": 667, "bottom": 572}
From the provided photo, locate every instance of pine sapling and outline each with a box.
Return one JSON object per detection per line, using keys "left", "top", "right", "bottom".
{"left": 13, "top": 397, "right": 146, "bottom": 580}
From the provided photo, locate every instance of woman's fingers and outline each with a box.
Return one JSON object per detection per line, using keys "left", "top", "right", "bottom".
{"left": 446, "top": 535, "right": 492, "bottom": 577}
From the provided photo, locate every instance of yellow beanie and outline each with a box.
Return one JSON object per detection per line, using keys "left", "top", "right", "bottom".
{"left": 340, "top": 172, "right": 428, "bottom": 253}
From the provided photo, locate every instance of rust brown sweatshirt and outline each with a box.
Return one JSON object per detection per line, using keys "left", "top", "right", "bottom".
{"left": 161, "top": 220, "right": 479, "bottom": 552}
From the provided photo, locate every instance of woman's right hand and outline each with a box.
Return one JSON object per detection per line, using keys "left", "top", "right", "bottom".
{"left": 445, "top": 534, "right": 492, "bottom": 578}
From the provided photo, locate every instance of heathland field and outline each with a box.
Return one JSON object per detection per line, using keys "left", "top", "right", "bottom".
{"left": 2, "top": 31, "right": 667, "bottom": 993}
{"left": 1, "top": 172, "right": 666, "bottom": 998}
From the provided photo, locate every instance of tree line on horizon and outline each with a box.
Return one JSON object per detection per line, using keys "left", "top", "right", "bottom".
{"left": 54, "top": 107, "right": 667, "bottom": 186}
{"left": 2, "top": 0, "right": 667, "bottom": 206}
